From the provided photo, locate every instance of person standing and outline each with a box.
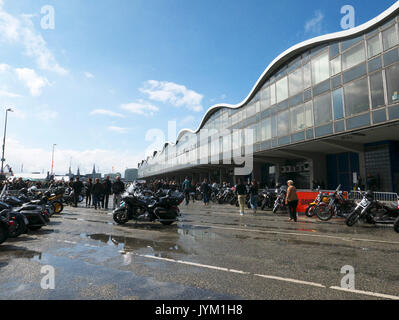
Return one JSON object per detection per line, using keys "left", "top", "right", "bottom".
{"left": 236, "top": 179, "right": 247, "bottom": 216}
{"left": 85, "top": 178, "right": 93, "bottom": 207}
{"left": 102, "top": 176, "right": 112, "bottom": 210}
{"left": 182, "top": 177, "right": 191, "bottom": 206}
{"left": 112, "top": 176, "right": 125, "bottom": 210}
{"left": 201, "top": 178, "right": 211, "bottom": 206}
{"left": 92, "top": 178, "right": 104, "bottom": 210}
{"left": 72, "top": 177, "right": 84, "bottom": 208}
{"left": 249, "top": 180, "right": 259, "bottom": 214}
{"left": 285, "top": 180, "right": 299, "bottom": 222}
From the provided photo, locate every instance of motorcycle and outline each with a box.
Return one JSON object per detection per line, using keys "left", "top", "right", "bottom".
{"left": 0, "top": 209, "right": 10, "bottom": 244}
{"left": 260, "top": 190, "right": 275, "bottom": 211}
{"left": 113, "top": 185, "right": 184, "bottom": 226}
{"left": 273, "top": 186, "right": 287, "bottom": 214}
{"left": 314, "top": 185, "right": 354, "bottom": 221}
{"left": 346, "top": 191, "right": 399, "bottom": 227}
{"left": 305, "top": 187, "right": 330, "bottom": 217}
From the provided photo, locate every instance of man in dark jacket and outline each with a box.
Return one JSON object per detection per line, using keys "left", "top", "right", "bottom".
{"left": 72, "top": 177, "right": 84, "bottom": 207}
{"left": 102, "top": 176, "right": 112, "bottom": 210}
{"left": 92, "top": 178, "right": 104, "bottom": 210}
{"left": 85, "top": 178, "right": 93, "bottom": 207}
{"left": 112, "top": 176, "right": 125, "bottom": 210}
{"left": 200, "top": 178, "right": 211, "bottom": 206}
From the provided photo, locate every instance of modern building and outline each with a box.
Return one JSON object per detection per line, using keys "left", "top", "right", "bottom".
{"left": 138, "top": 3, "right": 399, "bottom": 193}
{"left": 124, "top": 168, "right": 138, "bottom": 182}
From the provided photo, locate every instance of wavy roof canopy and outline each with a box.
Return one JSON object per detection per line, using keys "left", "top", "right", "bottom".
{"left": 140, "top": 2, "right": 399, "bottom": 168}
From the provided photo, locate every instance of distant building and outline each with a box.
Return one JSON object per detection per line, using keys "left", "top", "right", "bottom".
{"left": 124, "top": 168, "right": 138, "bottom": 182}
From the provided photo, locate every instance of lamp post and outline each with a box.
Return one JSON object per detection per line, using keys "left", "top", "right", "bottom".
{"left": 51, "top": 144, "right": 57, "bottom": 176}
{"left": 1, "top": 108, "right": 13, "bottom": 174}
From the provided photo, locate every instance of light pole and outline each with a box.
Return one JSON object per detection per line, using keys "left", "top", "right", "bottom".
{"left": 51, "top": 144, "right": 57, "bottom": 176}
{"left": 1, "top": 108, "right": 13, "bottom": 174}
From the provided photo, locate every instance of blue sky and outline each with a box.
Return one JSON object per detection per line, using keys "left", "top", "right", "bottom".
{"left": 0, "top": 0, "right": 397, "bottom": 175}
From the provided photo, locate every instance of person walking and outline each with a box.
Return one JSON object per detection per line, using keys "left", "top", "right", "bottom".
{"left": 92, "top": 178, "right": 104, "bottom": 210}
{"left": 236, "top": 179, "right": 247, "bottom": 216}
{"left": 102, "top": 176, "right": 112, "bottom": 210}
{"left": 201, "top": 178, "right": 211, "bottom": 206}
{"left": 249, "top": 180, "right": 259, "bottom": 214}
{"left": 85, "top": 178, "right": 93, "bottom": 207}
{"left": 112, "top": 176, "right": 125, "bottom": 210}
{"left": 72, "top": 177, "right": 84, "bottom": 207}
{"left": 285, "top": 180, "right": 299, "bottom": 222}
{"left": 182, "top": 177, "right": 191, "bottom": 206}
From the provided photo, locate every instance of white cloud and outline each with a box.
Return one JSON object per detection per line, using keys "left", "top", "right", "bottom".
{"left": 36, "top": 110, "right": 58, "bottom": 121}
{"left": 84, "top": 72, "right": 94, "bottom": 79}
{"left": 305, "top": 10, "right": 325, "bottom": 34}
{"left": 5, "top": 137, "right": 143, "bottom": 175}
{"left": 108, "top": 126, "right": 128, "bottom": 134}
{"left": 0, "top": 89, "right": 21, "bottom": 98}
{"left": 90, "top": 109, "right": 125, "bottom": 118}
{"left": 121, "top": 100, "right": 159, "bottom": 117}
{"left": 0, "top": 4, "right": 68, "bottom": 75}
{"left": 180, "top": 115, "right": 195, "bottom": 126}
{"left": 15, "top": 68, "right": 49, "bottom": 96}
{"left": 140, "top": 80, "right": 204, "bottom": 112}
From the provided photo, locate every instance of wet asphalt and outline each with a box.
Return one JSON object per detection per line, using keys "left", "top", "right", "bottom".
{"left": 0, "top": 200, "right": 398, "bottom": 300}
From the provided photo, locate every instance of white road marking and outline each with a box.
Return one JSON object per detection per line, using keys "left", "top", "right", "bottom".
{"left": 330, "top": 286, "right": 399, "bottom": 300}
{"left": 188, "top": 224, "right": 399, "bottom": 246}
{"left": 133, "top": 253, "right": 399, "bottom": 299}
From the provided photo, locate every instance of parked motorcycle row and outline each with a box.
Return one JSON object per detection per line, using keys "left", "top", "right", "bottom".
{"left": 185, "top": 183, "right": 399, "bottom": 234}
{"left": 113, "top": 182, "right": 185, "bottom": 226}
{"left": 0, "top": 183, "right": 84, "bottom": 245}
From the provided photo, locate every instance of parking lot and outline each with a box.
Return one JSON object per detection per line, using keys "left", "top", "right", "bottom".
{"left": 0, "top": 201, "right": 398, "bottom": 300}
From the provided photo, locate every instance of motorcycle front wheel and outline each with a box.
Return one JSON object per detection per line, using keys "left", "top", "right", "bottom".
{"left": 0, "top": 225, "right": 7, "bottom": 244}
{"left": 53, "top": 201, "right": 64, "bottom": 214}
{"left": 113, "top": 208, "right": 129, "bottom": 225}
{"left": 394, "top": 217, "right": 399, "bottom": 233}
{"left": 305, "top": 205, "right": 315, "bottom": 218}
{"left": 315, "top": 205, "right": 333, "bottom": 221}
{"left": 346, "top": 210, "right": 360, "bottom": 227}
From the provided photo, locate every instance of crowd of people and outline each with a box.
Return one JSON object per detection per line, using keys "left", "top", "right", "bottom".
{"left": 143, "top": 177, "right": 299, "bottom": 222}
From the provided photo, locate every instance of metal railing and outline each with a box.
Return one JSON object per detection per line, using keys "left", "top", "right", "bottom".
{"left": 348, "top": 191, "right": 399, "bottom": 203}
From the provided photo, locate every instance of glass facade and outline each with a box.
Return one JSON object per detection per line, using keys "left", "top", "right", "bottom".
{"left": 139, "top": 12, "right": 399, "bottom": 178}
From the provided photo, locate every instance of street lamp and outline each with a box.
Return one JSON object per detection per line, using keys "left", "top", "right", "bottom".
{"left": 1, "top": 108, "right": 13, "bottom": 174}
{"left": 51, "top": 144, "right": 57, "bottom": 176}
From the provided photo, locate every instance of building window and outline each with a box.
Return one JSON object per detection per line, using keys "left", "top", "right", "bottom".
{"left": 270, "top": 83, "right": 276, "bottom": 105}
{"left": 290, "top": 101, "right": 313, "bottom": 132}
{"left": 342, "top": 43, "right": 366, "bottom": 71}
{"left": 332, "top": 88, "right": 344, "bottom": 120}
{"left": 276, "top": 76, "right": 288, "bottom": 103}
{"left": 271, "top": 115, "right": 277, "bottom": 138}
{"left": 312, "top": 51, "right": 330, "bottom": 85}
{"left": 288, "top": 67, "right": 303, "bottom": 97}
{"left": 330, "top": 55, "right": 341, "bottom": 76}
{"left": 344, "top": 77, "right": 370, "bottom": 116}
{"left": 260, "top": 86, "right": 270, "bottom": 111}
{"left": 385, "top": 62, "right": 399, "bottom": 104}
{"left": 261, "top": 118, "right": 271, "bottom": 141}
{"left": 382, "top": 25, "right": 398, "bottom": 51}
{"left": 369, "top": 71, "right": 385, "bottom": 109}
{"left": 277, "top": 110, "right": 290, "bottom": 136}
{"left": 246, "top": 104, "right": 256, "bottom": 117}
{"left": 367, "top": 34, "right": 381, "bottom": 58}
{"left": 314, "top": 92, "right": 332, "bottom": 126}
{"left": 303, "top": 62, "right": 311, "bottom": 88}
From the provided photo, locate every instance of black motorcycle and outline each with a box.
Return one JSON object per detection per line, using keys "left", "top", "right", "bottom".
{"left": 315, "top": 185, "right": 355, "bottom": 221}
{"left": 346, "top": 191, "right": 399, "bottom": 227}
{"left": 261, "top": 190, "right": 275, "bottom": 211}
{"left": 113, "top": 185, "right": 184, "bottom": 226}
{"left": 0, "top": 209, "right": 10, "bottom": 244}
{"left": 273, "top": 186, "right": 287, "bottom": 214}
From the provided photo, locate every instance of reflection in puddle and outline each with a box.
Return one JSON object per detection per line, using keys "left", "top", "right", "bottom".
{"left": 81, "top": 233, "right": 189, "bottom": 259}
